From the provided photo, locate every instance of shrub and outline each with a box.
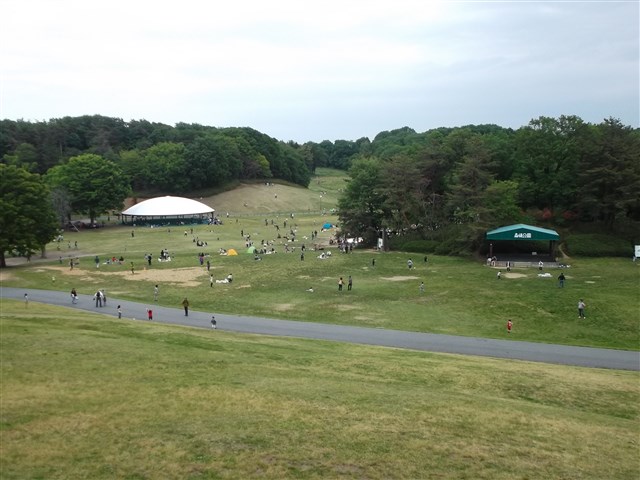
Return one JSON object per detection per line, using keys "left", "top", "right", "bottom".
{"left": 397, "top": 240, "right": 439, "bottom": 254}
{"left": 564, "top": 234, "right": 632, "bottom": 257}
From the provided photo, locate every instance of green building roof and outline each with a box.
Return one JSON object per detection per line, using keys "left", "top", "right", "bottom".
{"left": 486, "top": 224, "right": 560, "bottom": 241}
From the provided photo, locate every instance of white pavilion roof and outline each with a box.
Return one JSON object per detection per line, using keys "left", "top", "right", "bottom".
{"left": 122, "top": 196, "right": 214, "bottom": 217}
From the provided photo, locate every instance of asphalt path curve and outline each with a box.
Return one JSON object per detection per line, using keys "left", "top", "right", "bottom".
{"left": 3, "top": 287, "right": 638, "bottom": 371}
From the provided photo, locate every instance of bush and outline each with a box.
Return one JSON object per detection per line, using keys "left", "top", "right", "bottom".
{"left": 396, "top": 240, "right": 439, "bottom": 254}
{"left": 564, "top": 234, "right": 632, "bottom": 257}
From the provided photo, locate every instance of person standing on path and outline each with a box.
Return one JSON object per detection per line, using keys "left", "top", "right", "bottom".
{"left": 578, "top": 299, "right": 586, "bottom": 319}
{"left": 117, "top": 305, "right": 122, "bottom": 319}
{"left": 182, "top": 298, "right": 190, "bottom": 316}
{"left": 147, "top": 308, "right": 153, "bottom": 321}
{"left": 94, "top": 290, "right": 103, "bottom": 307}
{"left": 211, "top": 316, "right": 217, "bottom": 329}
{"left": 347, "top": 275, "right": 353, "bottom": 291}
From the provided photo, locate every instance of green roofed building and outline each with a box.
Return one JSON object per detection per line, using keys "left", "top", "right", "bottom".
{"left": 486, "top": 224, "right": 559, "bottom": 241}
{"left": 486, "top": 224, "right": 560, "bottom": 261}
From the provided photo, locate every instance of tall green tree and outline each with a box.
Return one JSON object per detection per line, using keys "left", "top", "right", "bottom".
{"left": 337, "top": 158, "right": 388, "bottom": 246}
{"left": 0, "top": 165, "right": 58, "bottom": 267}
{"left": 46, "top": 154, "right": 131, "bottom": 223}
{"left": 142, "top": 142, "right": 188, "bottom": 192}
{"left": 577, "top": 118, "right": 640, "bottom": 226}
{"left": 482, "top": 180, "right": 523, "bottom": 227}
{"left": 380, "top": 155, "right": 429, "bottom": 232}
{"left": 514, "top": 115, "right": 585, "bottom": 213}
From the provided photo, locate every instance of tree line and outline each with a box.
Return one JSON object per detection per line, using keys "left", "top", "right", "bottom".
{"left": 1, "top": 114, "right": 638, "bottom": 264}
{"left": 333, "top": 116, "right": 639, "bottom": 254}
{"left": 0, "top": 116, "right": 312, "bottom": 189}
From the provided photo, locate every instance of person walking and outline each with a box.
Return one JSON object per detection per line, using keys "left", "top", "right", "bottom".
{"left": 71, "top": 288, "right": 78, "bottom": 304}
{"left": 507, "top": 319, "right": 513, "bottom": 334}
{"left": 182, "top": 298, "right": 190, "bottom": 316}
{"left": 347, "top": 275, "right": 353, "bottom": 291}
{"left": 578, "top": 299, "right": 586, "bottom": 319}
{"left": 419, "top": 281, "right": 425, "bottom": 294}
{"left": 117, "top": 305, "right": 122, "bottom": 319}
{"left": 558, "top": 272, "right": 566, "bottom": 288}
{"left": 147, "top": 308, "right": 153, "bottom": 321}
{"left": 211, "top": 316, "right": 217, "bottom": 329}
{"left": 154, "top": 285, "right": 159, "bottom": 301}
{"left": 338, "top": 277, "right": 344, "bottom": 291}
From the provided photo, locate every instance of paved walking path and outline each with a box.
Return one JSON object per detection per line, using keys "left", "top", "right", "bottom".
{"left": 2, "top": 287, "right": 638, "bottom": 371}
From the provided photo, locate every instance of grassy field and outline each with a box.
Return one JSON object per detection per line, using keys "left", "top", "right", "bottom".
{"left": 1, "top": 168, "right": 638, "bottom": 351}
{"left": 1, "top": 300, "right": 638, "bottom": 479}
{"left": 2, "top": 168, "right": 639, "bottom": 478}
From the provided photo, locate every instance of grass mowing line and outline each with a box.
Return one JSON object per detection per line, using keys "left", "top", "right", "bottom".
{"left": 1, "top": 300, "right": 638, "bottom": 479}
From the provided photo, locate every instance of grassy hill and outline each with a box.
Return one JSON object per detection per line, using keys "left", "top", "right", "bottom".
{"left": 2, "top": 168, "right": 639, "bottom": 479}
{"left": 126, "top": 168, "right": 348, "bottom": 217}
{"left": 1, "top": 300, "right": 638, "bottom": 479}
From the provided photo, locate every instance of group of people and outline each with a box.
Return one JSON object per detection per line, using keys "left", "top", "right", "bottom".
{"left": 337, "top": 276, "right": 353, "bottom": 291}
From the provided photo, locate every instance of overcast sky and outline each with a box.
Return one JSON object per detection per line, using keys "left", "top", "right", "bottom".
{"left": 1, "top": 0, "right": 638, "bottom": 142}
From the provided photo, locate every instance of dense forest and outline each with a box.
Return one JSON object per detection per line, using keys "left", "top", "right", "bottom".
{"left": 1, "top": 114, "right": 638, "bottom": 254}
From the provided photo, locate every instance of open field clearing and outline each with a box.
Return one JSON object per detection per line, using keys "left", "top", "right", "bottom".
{"left": 2, "top": 170, "right": 638, "bottom": 351}
{"left": 1, "top": 300, "right": 638, "bottom": 479}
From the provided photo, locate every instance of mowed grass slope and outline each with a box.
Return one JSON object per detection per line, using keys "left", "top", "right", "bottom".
{"left": 1, "top": 301, "right": 638, "bottom": 480}
{"left": 1, "top": 168, "right": 638, "bottom": 350}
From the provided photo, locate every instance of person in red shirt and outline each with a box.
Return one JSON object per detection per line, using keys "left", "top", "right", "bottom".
{"left": 507, "top": 319, "right": 513, "bottom": 333}
{"left": 147, "top": 308, "right": 153, "bottom": 321}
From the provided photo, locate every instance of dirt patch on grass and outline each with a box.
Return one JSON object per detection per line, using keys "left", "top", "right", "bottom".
{"left": 336, "top": 304, "right": 360, "bottom": 311}
{"left": 274, "top": 303, "right": 294, "bottom": 311}
{"left": 0, "top": 270, "right": 16, "bottom": 282}
{"left": 504, "top": 272, "right": 527, "bottom": 279}
{"left": 43, "top": 265, "right": 208, "bottom": 287}
{"left": 380, "top": 276, "right": 420, "bottom": 281}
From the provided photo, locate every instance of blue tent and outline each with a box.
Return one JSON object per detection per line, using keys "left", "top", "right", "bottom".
{"left": 322, "top": 223, "right": 332, "bottom": 229}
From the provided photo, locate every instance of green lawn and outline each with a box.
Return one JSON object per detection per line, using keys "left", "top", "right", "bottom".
{"left": 2, "top": 214, "right": 638, "bottom": 350}
{"left": 1, "top": 300, "right": 638, "bottom": 479}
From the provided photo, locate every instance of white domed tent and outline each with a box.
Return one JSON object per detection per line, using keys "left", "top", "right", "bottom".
{"left": 121, "top": 196, "right": 215, "bottom": 225}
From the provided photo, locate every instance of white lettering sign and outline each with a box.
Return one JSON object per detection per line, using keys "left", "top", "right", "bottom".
{"left": 514, "top": 232, "right": 532, "bottom": 239}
